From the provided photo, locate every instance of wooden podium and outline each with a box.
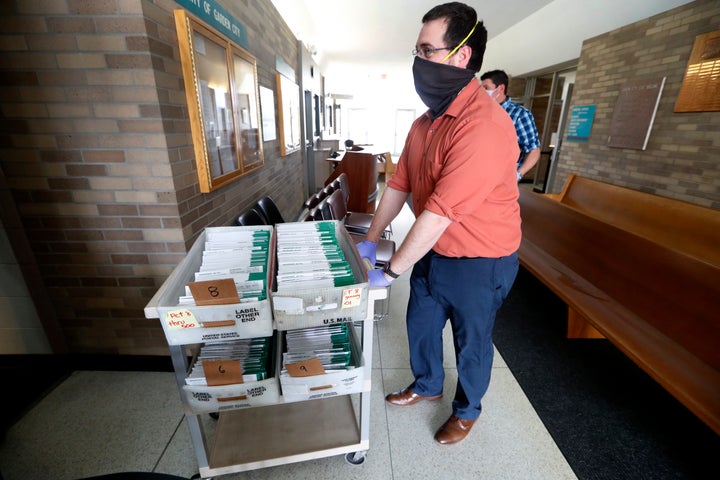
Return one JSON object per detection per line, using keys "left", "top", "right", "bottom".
{"left": 325, "top": 151, "right": 379, "bottom": 213}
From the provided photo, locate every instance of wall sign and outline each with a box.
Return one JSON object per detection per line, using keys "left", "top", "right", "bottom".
{"left": 566, "top": 105, "right": 596, "bottom": 142}
{"left": 607, "top": 77, "right": 665, "bottom": 151}
{"left": 175, "top": 0, "right": 248, "bottom": 49}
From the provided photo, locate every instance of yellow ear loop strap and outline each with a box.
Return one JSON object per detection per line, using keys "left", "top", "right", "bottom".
{"left": 441, "top": 21, "right": 479, "bottom": 63}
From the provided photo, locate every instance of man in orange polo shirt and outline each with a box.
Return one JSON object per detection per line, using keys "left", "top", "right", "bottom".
{"left": 356, "top": 2, "right": 520, "bottom": 445}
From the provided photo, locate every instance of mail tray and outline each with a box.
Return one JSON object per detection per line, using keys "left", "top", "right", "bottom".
{"left": 182, "top": 335, "right": 280, "bottom": 413}
{"left": 270, "top": 220, "right": 369, "bottom": 330}
{"left": 277, "top": 324, "right": 366, "bottom": 403}
{"left": 145, "top": 226, "right": 275, "bottom": 345}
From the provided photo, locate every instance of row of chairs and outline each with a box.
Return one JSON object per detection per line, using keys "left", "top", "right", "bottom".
{"left": 299, "top": 173, "right": 391, "bottom": 240}
{"left": 237, "top": 196, "right": 285, "bottom": 226}
{"left": 235, "top": 177, "right": 395, "bottom": 267}
{"left": 300, "top": 187, "right": 395, "bottom": 267}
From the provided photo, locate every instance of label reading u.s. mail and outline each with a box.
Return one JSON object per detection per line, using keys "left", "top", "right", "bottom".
{"left": 164, "top": 309, "right": 200, "bottom": 330}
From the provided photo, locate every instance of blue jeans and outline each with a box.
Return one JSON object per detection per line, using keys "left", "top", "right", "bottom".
{"left": 406, "top": 250, "right": 518, "bottom": 420}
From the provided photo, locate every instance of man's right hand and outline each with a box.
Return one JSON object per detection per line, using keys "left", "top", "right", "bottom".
{"left": 356, "top": 240, "right": 377, "bottom": 267}
{"left": 367, "top": 268, "right": 393, "bottom": 287}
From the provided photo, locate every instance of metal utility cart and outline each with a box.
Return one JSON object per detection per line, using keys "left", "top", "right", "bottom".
{"left": 144, "top": 224, "right": 387, "bottom": 478}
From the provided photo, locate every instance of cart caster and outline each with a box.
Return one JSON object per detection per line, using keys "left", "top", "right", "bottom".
{"left": 345, "top": 451, "right": 366, "bottom": 465}
{"left": 209, "top": 412, "right": 219, "bottom": 420}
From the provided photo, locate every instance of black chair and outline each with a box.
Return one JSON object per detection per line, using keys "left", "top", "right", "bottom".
{"left": 236, "top": 208, "right": 267, "bottom": 226}
{"left": 323, "top": 190, "right": 395, "bottom": 266}
{"left": 304, "top": 194, "right": 320, "bottom": 211}
{"left": 334, "top": 172, "right": 391, "bottom": 239}
{"left": 256, "top": 196, "right": 285, "bottom": 225}
{"left": 308, "top": 204, "right": 325, "bottom": 221}
{"left": 322, "top": 183, "right": 336, "bottom": 197}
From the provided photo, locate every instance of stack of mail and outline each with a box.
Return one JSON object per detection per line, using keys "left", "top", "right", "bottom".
{"left": 185, "top": 336, "right": 273, "bottom": 385}
{"left": 281, "top": 323, "right": 354, "bottom": 373}
{"left": 275, "top": 222, "right": 355, "bottom": 293}
{"left": 179, "top": 228, "right": 271, "bottom": 305}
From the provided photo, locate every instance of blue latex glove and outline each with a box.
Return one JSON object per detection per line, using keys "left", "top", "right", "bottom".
{"left": 356, "top": 240, "right": 377, "bottom": 267}
{"left": 367, "top": 268, "right": 393, "bottom": 287}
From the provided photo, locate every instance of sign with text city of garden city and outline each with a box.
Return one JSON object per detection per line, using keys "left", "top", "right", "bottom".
{"left": 176, "top": 0, "right": 248, "bottom": 49}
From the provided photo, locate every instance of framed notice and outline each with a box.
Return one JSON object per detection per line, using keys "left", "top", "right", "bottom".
{"left": 674, "top": 30, "right": 720, "bottom": 112}
{"left": 276, "top": 73, "right": 301, "bottom": 156}
{"left": 259, "top": 85, "right": 277, "bottom": 142}
{"left": 607, "top": 77, "right": 665, "bottom": 150}
{"left": 174, "top": 9, "right": 264, "bottom": 192}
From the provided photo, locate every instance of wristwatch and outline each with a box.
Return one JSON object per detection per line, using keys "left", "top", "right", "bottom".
{"left": 383, "top": 262, "right": 400, "bottom": 279}
{"left": 517, "top": 170, "right": 523, "bottom": 181}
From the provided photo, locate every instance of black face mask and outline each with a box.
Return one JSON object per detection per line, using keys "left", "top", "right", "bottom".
{"left": 413, "top": 56, "right": 475, "bottom": 118}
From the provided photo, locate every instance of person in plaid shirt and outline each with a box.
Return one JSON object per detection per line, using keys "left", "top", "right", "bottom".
{"left": 480, "top": 70, "right": 541, "bottom": 182}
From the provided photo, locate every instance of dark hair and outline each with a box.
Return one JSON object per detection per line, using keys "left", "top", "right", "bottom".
{"left": 480, "top": 69, "right": 509, "bottom": 90}
{"left": 422, "top": 2, "right": 487, "bottom": 72}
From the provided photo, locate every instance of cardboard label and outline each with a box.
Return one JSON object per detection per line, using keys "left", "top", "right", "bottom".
{"left": 203, "top": 359, "right": 243, "bottom": 386}
{"left": 341, "top": 287, "right": 362, "bottom": 309}
{"left": 164, "top": 309, "right": 200, "bottom": 330}
{"left": 285, "top": 357, "right": 326, "bottom": 377}
{"left": 188, "top": 278, "right": 240, "bottom": 306}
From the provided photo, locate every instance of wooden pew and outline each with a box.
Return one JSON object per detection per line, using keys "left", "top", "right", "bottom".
{"left": 554, "top": 174, "right": 719, "bottom": 265}
{"left": 517, "top": 178, "right": 720, "bottom": 435}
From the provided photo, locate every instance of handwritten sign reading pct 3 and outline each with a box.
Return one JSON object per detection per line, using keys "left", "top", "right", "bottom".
{"left": 341, "top": 287, "right": 362, "bottom": 309}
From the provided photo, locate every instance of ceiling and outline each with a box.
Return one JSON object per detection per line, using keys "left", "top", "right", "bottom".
{"left": 271, "top": 0, "right": 694, "bottom": 91}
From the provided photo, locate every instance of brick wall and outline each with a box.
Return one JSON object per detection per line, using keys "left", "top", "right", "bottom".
{"left": 0, "top": 0, "right": 304, "bottom": 354}
{"left": 555, "top": 0, "right": 720, "bottom": 209}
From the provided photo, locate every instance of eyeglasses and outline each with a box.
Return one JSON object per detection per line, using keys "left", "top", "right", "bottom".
{"left": 412, "top": 46, "right": 452, "bottom": 59}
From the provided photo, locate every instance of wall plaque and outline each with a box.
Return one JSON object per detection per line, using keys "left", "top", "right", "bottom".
{"left": 607, "top": 77, "right": 665, "bottom": 150}
{"left": 674, "top": 30, "right": 720, "bottom": 112}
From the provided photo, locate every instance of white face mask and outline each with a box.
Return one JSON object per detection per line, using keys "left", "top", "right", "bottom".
{"left": 485, "top": 88, "right": 497, "bottom": 97}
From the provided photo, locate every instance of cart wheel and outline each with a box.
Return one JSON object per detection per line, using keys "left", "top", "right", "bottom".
{"left": 209, "top": 412, "right": 219, "bottom": 420}
{"left": 345, "top": 451, "right": 366, "bottom": 465}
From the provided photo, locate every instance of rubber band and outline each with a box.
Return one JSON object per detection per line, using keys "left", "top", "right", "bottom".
{"left": 441, "top": 21, "right": 479, "bottom": 63}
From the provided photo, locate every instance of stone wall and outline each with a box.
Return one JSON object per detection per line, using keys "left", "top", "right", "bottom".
{"left": 555, "top": 0, "right": 720, "bottom": 209}
{"left": 0, "top": 0, "right": 304, "bottom": 354}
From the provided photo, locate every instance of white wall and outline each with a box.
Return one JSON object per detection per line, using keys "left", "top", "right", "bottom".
{"left": 472, "top": 0, "right": 695, "bottom": 76}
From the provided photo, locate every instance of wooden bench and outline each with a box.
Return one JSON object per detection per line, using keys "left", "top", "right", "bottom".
{"left": 517, "top": 174, "right": 720, "bottom": 434}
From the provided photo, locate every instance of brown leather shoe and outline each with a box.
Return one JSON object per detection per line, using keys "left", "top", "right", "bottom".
{"left": 434, "top": 415, "right": 476, "bottom": 445}
{"left": 385, "top": 387, "right": 442, "bottom": 406}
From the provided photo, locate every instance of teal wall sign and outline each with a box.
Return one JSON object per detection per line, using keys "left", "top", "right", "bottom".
{"left": 175, "top": 0, "right": 248, "bottom": 49}
{"left": 566, "top": 105, "right": 596, "bottom": 142}
{"left": 275, "top": 55, "right": 295, "bottom": 82}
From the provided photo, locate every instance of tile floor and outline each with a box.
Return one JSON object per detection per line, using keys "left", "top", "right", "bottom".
{"left": 0, "top": 203, "right": 578, "bottom": 480}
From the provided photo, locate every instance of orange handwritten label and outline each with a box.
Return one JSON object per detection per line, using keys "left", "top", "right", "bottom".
{"left": 204, "top": 359, "right": 243, "bottom": 386}
{"left": 285, "top": 357, "right": 325, "bottom": 377}
{"left": 188, "top": 278, "right": 240, "bottom": 306}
